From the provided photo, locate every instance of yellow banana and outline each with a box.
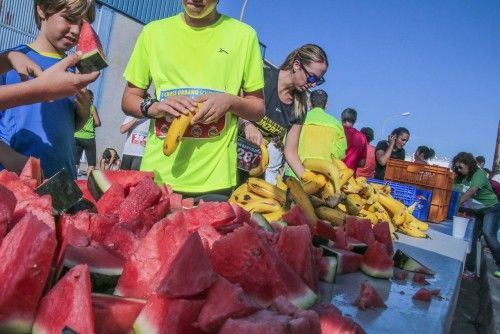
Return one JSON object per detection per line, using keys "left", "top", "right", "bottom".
{"left": 342, "top": 177, "right": 362, "bottom": 194}
{"left": 315, "top": 206, "right": 346, "bottom": 226}
{"left": 378, "top": 193, "right": 406, "bottom": 217}
{"left": 301, "top": 170, "right": 328, "bottom": 195}
{"left": 303, "top": 158, "right": 340, "bottom": 193}
{"left": 247, "top": 177, "right": 286, "bottom": 206}
{"left": 320, "top": 181, "right": 335, "bottom": 200}
{"left": 406, "top": 201, "right": 418, "bottom": 214}
{"left": 346, "top": 194, "right": 365, "bottom": 210}
{"left": 262, "top": 208, "right": 286, "bottom": 222}
{"left": 163, "top": 103, "right": 200, "bottom": 156}
{"left": 229, "top": 183, "right": 249, "bottom": 204}
{"left": 249, "top": 143, "right": 269, "bottom": 177}
{"left": 337, "top": 203, "right": 347, "bottom": 213}
{"left": 406, "top": 216, "right": 429, "bottom": 231}
{"left": 234, "top": 191, "right": 266, "bottom": 205}
{"left": 398, "top": 223, "right": 429, "bottom": 238}
{"left": 342, "top": 197, "right": 361, "bottom": 216}
{"left": 355, "top": 176, "right": 367, "bottom": 186}
{"left": 286, "top": 177, "right": 318, "bottom": 225}
{"left": 358, "top": 209, "right": 378, "bottom": 225}
{"left": 242, "top": 198, "right": 281, "bottom": 214}
{"left": 332, "top": 159, "right": 354, "bottom": 188}
{"left": 392, "top": 209, "right": 408, "bottom": 226}
{"left": 275, "top": 175, "right": 288, "bottom": 192}
{"left": 324, "top": 192, "right": 344, "bottom": 209}
{"left": 309, "top": 195, "right": 326, "bottom": 208}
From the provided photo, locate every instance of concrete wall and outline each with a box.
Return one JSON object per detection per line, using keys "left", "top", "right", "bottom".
{"left": 94, "top": 13, "right": 144, "bottom": 159}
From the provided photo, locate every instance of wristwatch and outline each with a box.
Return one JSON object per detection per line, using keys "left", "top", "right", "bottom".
{"left": 140, "top": 97, "right": 158, "bottom": 118}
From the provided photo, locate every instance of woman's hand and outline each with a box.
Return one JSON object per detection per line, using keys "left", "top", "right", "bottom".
{"left": 243, "top": 122, "right": 263, "bottom": 146}
{"left": 148, "top": 95, "right": 197, "bottom": 119}
{"left": 193, "top": 93, "right": 233, "bottom": 125}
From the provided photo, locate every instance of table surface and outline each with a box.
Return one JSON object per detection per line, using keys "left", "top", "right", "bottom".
{"left": 321, "top": 220, "right": 471, "bottom": 334}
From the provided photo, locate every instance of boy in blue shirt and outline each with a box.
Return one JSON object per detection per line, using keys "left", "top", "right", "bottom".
{"left": 0, "top": 0, "right": 96, "bottom": 179}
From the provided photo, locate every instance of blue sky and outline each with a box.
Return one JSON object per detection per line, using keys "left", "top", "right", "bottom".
{"left": 219, "top": 0, "right": 500, "bottom": 166}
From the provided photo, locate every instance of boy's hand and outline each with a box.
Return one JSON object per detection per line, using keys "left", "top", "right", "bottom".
{"left": 149, "top": 95, "right": 197, "bottom": 119}
{"left": 7, "top": 51, "right": 42, "bottom": 81}
{"left": 243, "top": 122, "right": 263, "bottom": 146}
{"left": 75, "top": 88, "right": 92, "bottom": 112}
{"left": 37, "top": 53, "right": 99, "bottom": 100}
{"left": 193, "top": 93, "right": 232, "bottom": 124}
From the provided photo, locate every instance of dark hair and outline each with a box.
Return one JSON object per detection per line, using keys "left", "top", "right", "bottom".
{"left": 417, "top": 146, "right": 435, "bottom": 160}
{"left": 391, "top": 127, "right": 410, "bottom": 137}
{"left": 475, "top": 155, "right": 485, "bottom": 164}
{"left": 341, "top": 108, "right": 357, "bottom": 124}
{"left": 102, "top": 148, "right": 118, "bottom": 162}
{"left": 310, "top": 89, "right": 328, "bottom": 109}
{"left": 452, "top": 152, "right": 478, "bottom": 183}
{"left": 88, "top": 89, "right": 94, "bottom": 98}
{"left": 360, "top": 127, "right": 374, "bottom": 143}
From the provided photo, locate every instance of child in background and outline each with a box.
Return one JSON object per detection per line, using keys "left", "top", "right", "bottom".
{"left": 75, "top": 89, "right": 101, "bottom": 176}
{"left": 99, "top": 148, "right": 120, "bottom": 171}
{"left": 0, "top": 0, "right": 96, "bottom": 179}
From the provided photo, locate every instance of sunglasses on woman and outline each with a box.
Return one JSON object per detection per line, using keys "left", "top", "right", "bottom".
{"left": 299, "top": 61, "right": 325, "bottom": 86}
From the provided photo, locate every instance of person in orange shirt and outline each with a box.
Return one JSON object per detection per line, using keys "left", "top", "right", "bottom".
{"left": 356, "top": 127, "right": 376, "bottom": 178}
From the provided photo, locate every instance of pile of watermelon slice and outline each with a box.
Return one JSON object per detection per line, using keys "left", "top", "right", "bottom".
{"left": 0, "top": 159, "right": 393, "bottom": 333}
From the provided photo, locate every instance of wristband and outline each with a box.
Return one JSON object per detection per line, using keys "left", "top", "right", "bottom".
{"left": 140, "top": 97, "right": 158, "bottom": 118}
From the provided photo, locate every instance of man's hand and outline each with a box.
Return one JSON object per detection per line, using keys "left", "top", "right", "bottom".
{"left": 243, "top": 122, "right": 263, "bottom": 146}
{"left": 34, "top": 53, "right": 99, "bottom": 101}
{"left": 148, "top": 95, "right": 197, "bottom": 120}
{"left": 75, "top": 88, "right": 92, "bottom": 113}
{"left": 193, "top": 93, "right": 232, "bottom": 125}
{"left": 7, "top": 51, "right": 42, "bottom": 81}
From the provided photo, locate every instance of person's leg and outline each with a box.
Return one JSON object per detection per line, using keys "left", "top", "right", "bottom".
{"left": 74, "top": 138, "right": 84, "bottom": 171}
{"left": 465, "top": 214, "right": 483, "bottom": 273}
{"left": 130, "top": 156, "right": 142, "bottom": 171}
{"left": 481, "top": 205, "right": 500, "bottom": 265}
{"left": 120, "top": 154, "right": 133, "bottom": 170}
{"left": 264, "top": 142, "right": 284, "bottom": 185}
{"left": 84, "top": 138, "right": 97, "bottom": 176}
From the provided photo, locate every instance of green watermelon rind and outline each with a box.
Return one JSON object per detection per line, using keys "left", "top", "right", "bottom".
{"left": 132, "top": 314, "right": 154, "bottom": 334}
{"left": 360, "top": 262, "right": 393, "bottom": 279}
{"left": 87, "top": 170, "right": 112, "bottom": 200}
{"left": 251, "top": 212, "right": 274, "bottom": 232}
{"left": 319, "top": 256, "right": 338, "bottom": 283}
{"left": 392, "top": 249, "right": 435, "bottom": 275}
{"left": 0, "top": 320, "right": 32, "bottom": 334}
{"left": 76, "top": 50, "right": 108, "bottom": 74}
{"left": 288, "top": 288, "right": 318, "bottom": 310}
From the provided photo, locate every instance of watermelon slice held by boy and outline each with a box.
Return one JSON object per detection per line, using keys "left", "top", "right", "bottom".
{"left": 76, "top": 20, "right": 108, "bottom": 73}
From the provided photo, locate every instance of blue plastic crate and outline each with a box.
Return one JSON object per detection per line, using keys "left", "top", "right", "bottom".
{"left": 367, "top": 178, "right": 417, "bottom": 207}
{"left": 413, "top": 188, "right": 432, "bottom": 221}
{"left": 447, "top": 190, "right": 461, "bottom": 219}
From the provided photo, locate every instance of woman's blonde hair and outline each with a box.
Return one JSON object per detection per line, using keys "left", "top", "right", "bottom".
{"left": 280, "top": 44, "right": 328, "bottom": 118}
{"left": 34, "top": 0, "right": 96, "bottom": 29}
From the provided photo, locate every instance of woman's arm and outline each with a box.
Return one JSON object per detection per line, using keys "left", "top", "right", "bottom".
{"left": 459, "top": 186, "right": 478, "bottom": 204}
{"left": 120, "top": 118, "right": 138, "bottom": 134}
{"left": 284, "top": 124, "right": 304, "bottom": 178}
{"left": 375, "top": 136, "right": 396, "bottom": 167}
{"left": 0, "top": 141, "right": 28, "bottom": 174}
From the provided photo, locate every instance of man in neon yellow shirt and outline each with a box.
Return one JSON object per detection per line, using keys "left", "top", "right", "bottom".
{"left": 285, "top": 89, "right": 347, "bottom": 177}
{"left": 121, "top": 0, "right": 265, "bottom": 197}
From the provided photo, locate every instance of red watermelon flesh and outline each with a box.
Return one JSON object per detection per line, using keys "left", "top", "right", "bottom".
{"left": 92, "top": 293, "right": 145, "bottom": 334}
{"left": 316, "top": 219, "right": 337, "bottom": 242}
{"left": 19, "top": 157, "right": 42, "bottom": 188}
{"left": 168, "top": 192, "right": 183, "bottom": 211}
{"left": 412, "top": 288, "right": 433, "bottom": 302}
{"left": 393, "top": 270, "right": 409, "bottom": 281}
{"left": 209, "top": 224, "right": 318, "bottom": 309}
{"left": 32, "top": 264, "right": 94, "bottom": 334}
{"left": 345, "top": 215, "right": 359, "bottom": 238}
{"left": 0, "top": 214, "right": 56, "bottom": 333}
{"left": 75, "top": 21, "right": 108, "bottom": 73}
{"left": 360, "top": 241, "right": 394, "bottom": 278}
{"left": 412, "top": 273, "right": 430, "bottom": 285}
{"left": 0, "top": 184, "right": 17, "bottom": 214}
{"left": 89, "top": 213, "right": 119, "bottom": 243}
{"left": 355, "top": 219, "right": 376, "bottom": 246}
{"left": 183, "top": 202, "right": 236, "bottom": 231}
{"left": 197, "top": 276, "right": 261, "bottom": 333}
{"left": 271, "top": 296, "right": 321, "bottom": 334}
{"left": 0, "top": 203, "right": 10, "bottom": 239}
{"left": 77, "top": 21, "right": 104, "bottom": 52}
{"left": 115, "top": 212, "right": 189, "bottom": 298}
{"left": 322, "top": 246, "right": 362, "bottom": 274}
{"left": 76, "top": 179, "right": 97, "bottom": 205}
{"left": 96, "top": 183, "right": 125, "bottom": 215}
{"left": 334, "top": 225, "right": 348, "bottom": 249}
{"left": 119, "top": 177, "right": 161, "bottom": 225}
{"left": 155, "top": 231, "right": 217, "bottom": 298}
{"left": 103, "top": 170, "right": 155, "bottom": 195}
{"left": 133, "top": 295, "right": 205, "bottom": 334}
{"left": 274, "top": 225, "right": 319, "bottom": 292}
{"left": 313, "top": 304, "right": 365, "bottom": 334}
{"left": 282, "top": 205, "right": 315, "bottom": 234}
{"left": 0, "top": 170, "right": 36, "bottom": 202}
{"left": 318, "top": 256, "right": 338, "bottom": 283}
{"left": 63, "top": 240, "right": 125, "bottom": 277}
{"left": 102, "top": 223, "right": 140, "bottom": 260}
{"left": 140, "top": 199, "right": 171, "bottom": 231}
{"left": 12, "top": 194, "right": 54, "bottom": 230}
{"left": 372, "top": 221, "right": 393, "bottom": 255}
{"left": 354, "top": 280, "right": 386, "bottom": 310}
{"left": 197, "top": 223, "right": 222, "bottom": 250}
{"left": 218, "top": 310, "right": 294, "bottom": 334}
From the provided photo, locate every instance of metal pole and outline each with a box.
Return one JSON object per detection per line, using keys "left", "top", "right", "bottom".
{"left": 239, "top": 0, "right": 249, "bottom": 21}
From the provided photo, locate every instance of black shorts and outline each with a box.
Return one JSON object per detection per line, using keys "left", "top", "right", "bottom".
{"left": 75, "top": 137, "right": 97, "bottom": 166}
{"left": 121, "top": 154, "right": 142, "bottom": 171}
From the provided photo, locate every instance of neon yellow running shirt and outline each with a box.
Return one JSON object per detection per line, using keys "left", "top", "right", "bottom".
{"left": 124, "top": 14, "right": 264, "bottom": 193}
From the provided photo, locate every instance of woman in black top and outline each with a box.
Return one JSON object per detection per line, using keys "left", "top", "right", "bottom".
{"left": 374, "top": 127, "right": 410, "bottom": 179}
{"left": 240, "top": 44, "right": 328, "bottom": 183}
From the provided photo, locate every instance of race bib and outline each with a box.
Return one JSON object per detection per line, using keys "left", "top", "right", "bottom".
{"left": 237, "top": 136, "right": 262, "bottom": 172}
{"left": 154, "top": 87, "right": 226, "bottom": 139}
{"left": 131, "top": 133, "right": 147, "bottom": 146}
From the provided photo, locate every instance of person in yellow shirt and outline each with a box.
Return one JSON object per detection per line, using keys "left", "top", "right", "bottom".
{"left": 121, "top": 0, "right": 264, "bottom": 199}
